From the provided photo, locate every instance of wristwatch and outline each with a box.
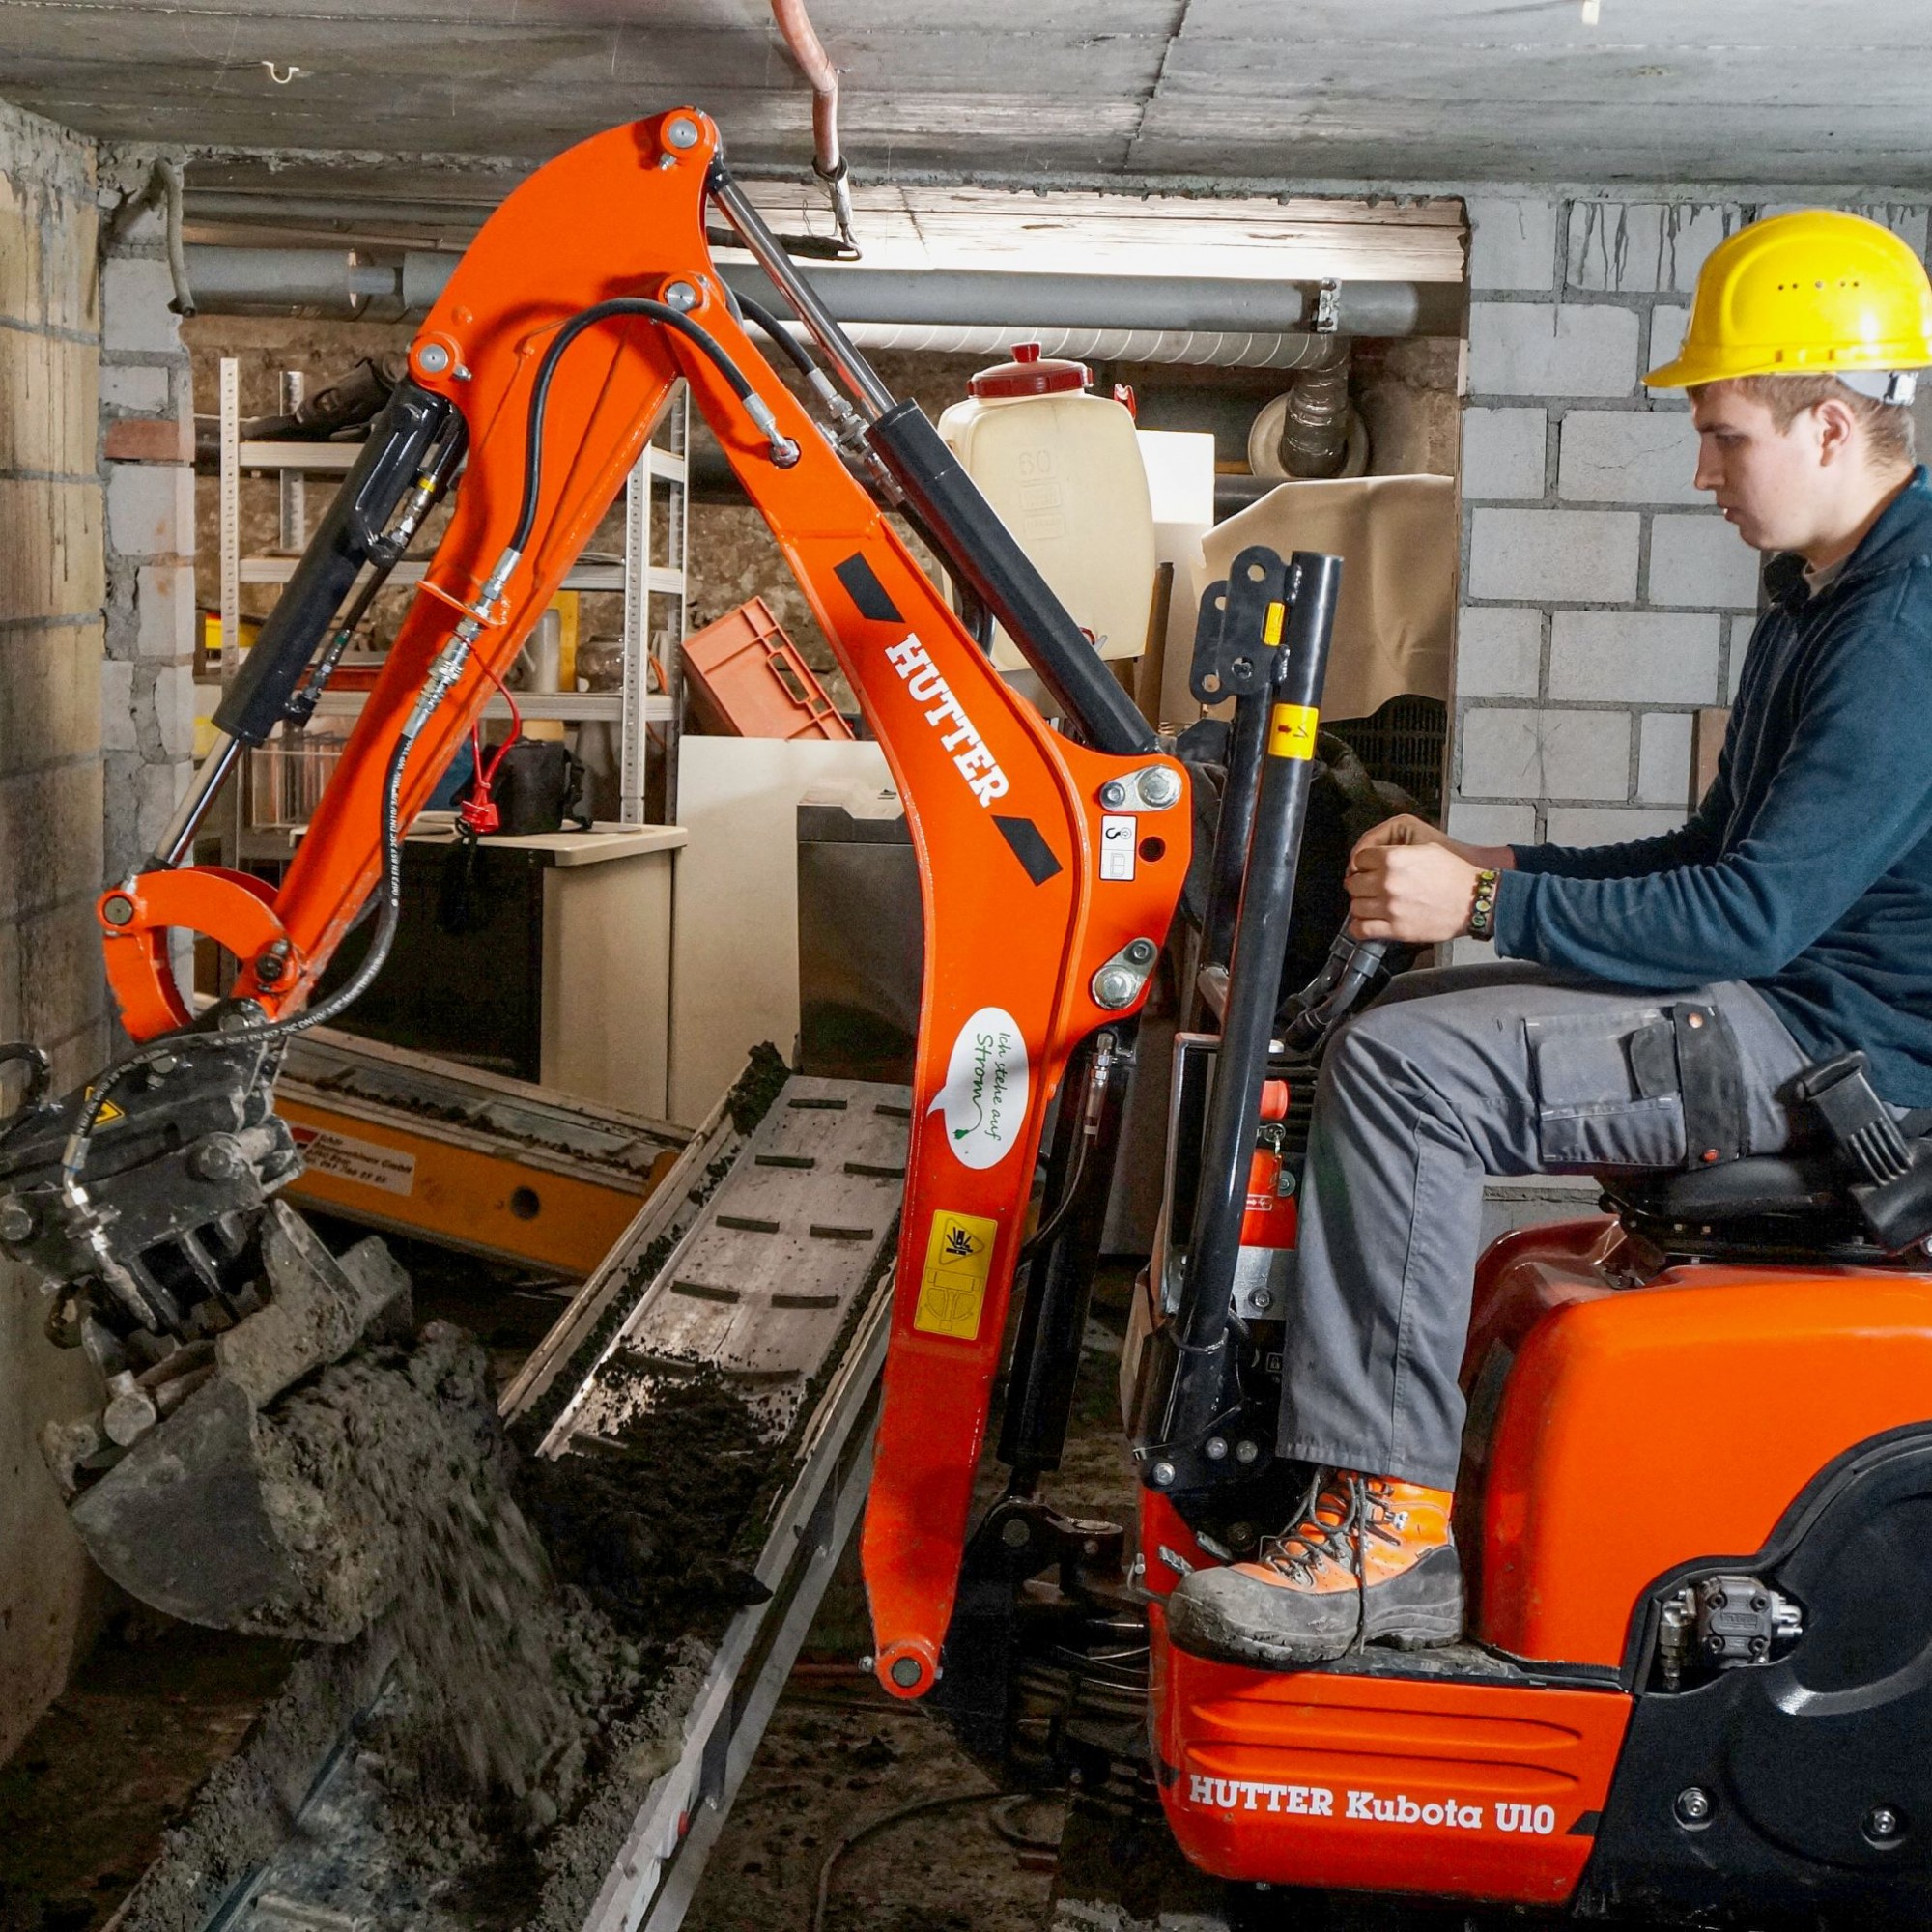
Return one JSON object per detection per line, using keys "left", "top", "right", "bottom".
{"left": 1468, "top": 867, "right": 1501, "bottom": 941}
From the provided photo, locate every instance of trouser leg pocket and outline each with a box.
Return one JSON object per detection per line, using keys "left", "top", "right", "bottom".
{"left": 1524, "top": 1005, "right": 1690, "bottom": 1169}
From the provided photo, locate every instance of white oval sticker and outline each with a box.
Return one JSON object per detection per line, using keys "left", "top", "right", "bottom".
{"left": 927, "top": 1007, "right": 1030, "bottom": 1170}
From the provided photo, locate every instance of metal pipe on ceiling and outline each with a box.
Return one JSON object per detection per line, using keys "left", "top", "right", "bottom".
{"left": 179, "top": 245, "right": 1461, "bottom": 343}
{"left": 183, "top": 245, "right": 407, "bottom": 310}
{"left": 744, "top": 266, "right": 1460, "bottom": 337}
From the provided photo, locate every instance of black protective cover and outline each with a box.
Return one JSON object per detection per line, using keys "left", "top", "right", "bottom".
{"left": 1580, "top": 1427, "right": 1932, "bottom": 1924}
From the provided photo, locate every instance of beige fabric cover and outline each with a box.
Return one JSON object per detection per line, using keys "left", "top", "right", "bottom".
{"left": 1199, "top": 473, "right": 1458, "bottom": 723}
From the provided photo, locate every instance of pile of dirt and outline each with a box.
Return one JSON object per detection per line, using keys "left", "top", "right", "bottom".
{"left": 513, "top": 1358, "right": 776, "bottom": 1657}
{"left": 117, "top": 1318, "right": 784, "bottom": 1932}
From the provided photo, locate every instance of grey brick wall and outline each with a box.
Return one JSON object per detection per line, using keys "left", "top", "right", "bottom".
{"left": 1450, "top": 191, "right": 1932, "bottom": 957}
{"left": 98, "top": 182, "right": 195, "bottom": 884}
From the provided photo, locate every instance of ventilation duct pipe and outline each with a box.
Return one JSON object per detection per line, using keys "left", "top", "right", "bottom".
{"left": 1278, "top": 355, "right": 1353, "bottom": 474}
{"left": 1246, "top": 358, "right": 1370, "bottom": 480}
{"left": 782, "top": 321, "right": 1361, "bottom": 372}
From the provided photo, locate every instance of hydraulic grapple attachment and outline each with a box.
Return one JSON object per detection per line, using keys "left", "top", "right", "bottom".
{"left": 0, "top": 1033, "right": 416, "bottom": 1636}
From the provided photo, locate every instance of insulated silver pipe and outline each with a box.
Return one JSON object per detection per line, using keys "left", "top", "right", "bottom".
{"left": 1280, "top": 353, "right": 1353, "bottom": 475}
{"left": 824, "top": 320, "right": 1352, "bottom": 372}
{"left": 180, "top": 245, "right": 1461, "bottom": 340}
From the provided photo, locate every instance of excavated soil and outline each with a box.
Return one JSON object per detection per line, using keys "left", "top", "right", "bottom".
{"left": 514, "top": 1360, "right": 775, "bottom": 1654}
{"left": 100, "top": 1309, "right": 782, "bottom": 1932}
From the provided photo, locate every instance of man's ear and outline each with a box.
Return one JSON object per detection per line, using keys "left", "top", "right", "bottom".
{"left": 1811, "top": 395, "right": 1861, "bottom": 467}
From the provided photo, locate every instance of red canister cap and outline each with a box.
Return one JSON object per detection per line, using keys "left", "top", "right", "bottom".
{"left": 968, "top": 340, "right": 1090, "bottom": 399}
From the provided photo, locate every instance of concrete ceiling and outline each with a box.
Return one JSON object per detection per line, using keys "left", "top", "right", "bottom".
{"left": 2, "top": 0, "right": 1930, "bottom": 196}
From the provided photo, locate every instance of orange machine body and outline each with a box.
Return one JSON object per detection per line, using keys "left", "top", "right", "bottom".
{"left": 1146, "top": 1219, "right": 1932, "bottom": 1906}
{"left": 95, "top": 110, "right": 1188, "bottom": 1697}
{"left": 1151, "top": 1604, "right": 1632, "bottom": 1906}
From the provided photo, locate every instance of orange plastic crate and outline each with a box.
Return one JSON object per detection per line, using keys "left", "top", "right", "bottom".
{"left": 682, "top": 597, "right": 855, "bottom": 741}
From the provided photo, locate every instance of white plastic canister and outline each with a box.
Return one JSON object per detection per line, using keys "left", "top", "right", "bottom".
{"left": 937, "top": 343, "right": 1156, "bottom": 674}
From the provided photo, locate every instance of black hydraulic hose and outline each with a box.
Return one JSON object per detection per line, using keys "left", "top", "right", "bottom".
{"left": 1018, "top": 1125, "right": 1091, "bottom": 1265}
{"left": 511, "top": 297, "right": 795, "bottom": 555}
{"left": 286, "top": 418, "right": 466, "bottom": 729}
{"left": 735, "top": 289, "right": 821, "bottom": 382}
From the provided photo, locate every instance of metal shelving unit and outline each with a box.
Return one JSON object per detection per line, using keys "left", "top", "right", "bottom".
{"left": 621, "top": 388, "right": 690, "bottom": 823}
{"left": 210, "top": 357, "right": 689, "bottom": 861}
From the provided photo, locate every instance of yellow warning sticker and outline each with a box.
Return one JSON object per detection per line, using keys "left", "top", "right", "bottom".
{"left": 94, "top": 1099, "right": 125, "bottom": 1127}
{"left": 914, "top": 1208, "right": 999, "bottom": 1341}
{"left": 1268, "top": 702, "right": 1319, "bottom": 760}
{"left": 1262, "top": 600, "right": 1287, "bottom": 647}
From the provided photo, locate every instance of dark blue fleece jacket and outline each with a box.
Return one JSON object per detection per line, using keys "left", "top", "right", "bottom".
{"left": 1494, "top": 467, "right": 1932, "bottom": 1105}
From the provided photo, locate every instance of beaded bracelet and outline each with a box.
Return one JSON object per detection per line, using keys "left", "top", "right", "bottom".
{"left": 1468, "top": 867, "right": 1501, "bottom": 941}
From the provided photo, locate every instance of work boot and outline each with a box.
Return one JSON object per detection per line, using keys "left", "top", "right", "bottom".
{"left": 1165, "top": 1470, "right": 1463, "bottom": 1669}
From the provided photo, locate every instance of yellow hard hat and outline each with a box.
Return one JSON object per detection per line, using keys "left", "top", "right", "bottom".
{"left": 1644, "top": 209, "right": 1932, "bottom": 390}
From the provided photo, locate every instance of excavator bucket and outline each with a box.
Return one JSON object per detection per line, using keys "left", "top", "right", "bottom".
{"left": 57, "top": 1201, "right": 416, "bottom": 1639}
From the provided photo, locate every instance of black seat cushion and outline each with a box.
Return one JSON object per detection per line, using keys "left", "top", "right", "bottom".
{"left": 1600, "top": 1152, "right": 1846, "bottom": 1224}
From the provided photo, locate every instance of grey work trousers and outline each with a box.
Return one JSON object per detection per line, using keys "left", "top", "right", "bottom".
{"left": 1278, "top": 962, "right": 1808, "bottom": 1491}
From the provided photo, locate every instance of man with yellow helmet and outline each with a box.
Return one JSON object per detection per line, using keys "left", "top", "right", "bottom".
{"left": 1170, "top": 212, "right": 1932, "bottom": 1669}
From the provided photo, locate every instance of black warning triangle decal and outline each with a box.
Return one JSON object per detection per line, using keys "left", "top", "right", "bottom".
{"left": 834, "top": 554, "right": 903, "bottom": 624}
{"left": 993, "top": 815, "right": 1063, "bottom": 886}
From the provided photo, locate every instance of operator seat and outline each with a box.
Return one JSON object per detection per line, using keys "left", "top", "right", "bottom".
{"left": 1598, "top": 1151, "right": 1875, "bottom": 1262}
{"left": 1592, "top": 1049, "right": 1932, "bottom": 1264}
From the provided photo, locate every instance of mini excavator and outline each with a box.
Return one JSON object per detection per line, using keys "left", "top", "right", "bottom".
{"left": 8, "top": 108, "right": 1932, "bottom": 1926}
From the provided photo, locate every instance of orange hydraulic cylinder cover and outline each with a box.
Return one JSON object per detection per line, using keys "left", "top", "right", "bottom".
{"left": 1478, "top": 1264, "right": 1932, "bottom": 1665}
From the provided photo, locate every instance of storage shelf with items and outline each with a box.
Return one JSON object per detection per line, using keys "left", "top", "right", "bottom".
{"left": 203, "top": 356, "right": 690, "bottom": 868}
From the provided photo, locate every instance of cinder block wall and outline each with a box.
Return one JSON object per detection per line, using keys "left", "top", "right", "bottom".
{"left": 0, "top": 97, "right": 110, "bottom": 1761}
{"left": 98, "top": 178, "right": 196, "bottom": 881}
{"left": 1449, "top": 193, "right": 1931, "bottom": 927}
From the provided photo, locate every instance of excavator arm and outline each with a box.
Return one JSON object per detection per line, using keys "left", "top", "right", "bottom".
{"left": 0, "top": 109, "right": 1190, "bottom": 1693}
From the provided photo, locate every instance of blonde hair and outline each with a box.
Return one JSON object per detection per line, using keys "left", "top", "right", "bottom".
{"left": 1691, "top": 373, "right": 1916, "bottom": 467}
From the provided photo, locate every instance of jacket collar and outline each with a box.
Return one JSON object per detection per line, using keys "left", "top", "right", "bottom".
{"left": 1769, "top": 466, "right": 1932, "bottom": 609}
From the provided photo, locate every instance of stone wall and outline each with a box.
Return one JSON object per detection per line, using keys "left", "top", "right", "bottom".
{"left": 1450, "top": 192, "right": 1932, "bottom": 952}
{"left": 0, "top": 96, "right": 108, "bottom": 1762}
{"left": 99, "top": 179, "right": 196, "bottom": 881}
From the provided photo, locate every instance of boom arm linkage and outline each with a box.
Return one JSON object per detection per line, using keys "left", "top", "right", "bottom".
{"left": 37, "top": 109, "right": 1191, "bottom": 1694}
